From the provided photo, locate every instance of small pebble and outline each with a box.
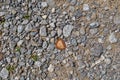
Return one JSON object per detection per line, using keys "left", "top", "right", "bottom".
{"left": 40, "top": 26, "right": 47, "bottom": 37}
{"left": 22, "top": 20, "right": 29, "bottom": 24}
{"left": 18, "top": 25, "right": 24, "bottom": 33}
{"left": 63, "top": 25, "right": 73, "bottom": 37}
{"left": 17, "top": 40, "right": 23, "bottom": 46}
{"left": 57, "top": 28, "right": 62, "bottom": 36}
{"left": 104, "top": 58, "right": 112, "bottom": 65}
{"left": 80, "top": 27, "right": 85, "bottom": 35}
{"left": 50, "top": 23, "right": 55, "bottom": 27}
{"left": 41, "top": 2, "right": 48, "bottom": 8}
{"left": 42, "top": 15, "right": 47, "bottom": 19}
{"left": 48, "top": 64, "right": 54, "bottom": 72}
{"left": 51, "top": 31, "right": 56, "bottom": 37}
{"left": 83, "top": 4, "right": 89, "bottom": 11}
{"left": 90, "top": 22, "right": 99, "bottom": 28}
{"left": 109, "top": 32, "right": 117, "bottom": 43}
{"left": 34, "top": 61, "right": 41, "bottom": 67}
{"left": 0, "top": 68, "right": 9, "bottom": 79}
{"left": 4, "top": 22, "right": 10, "bottom": 28}
{"left": 114, "top": 15, "right": 120, "bottom": 24}
{"left": 90, "top": 43, "right": 103, "bottom": 57}
{"left": 51, "top": 8, "right": 55, "bottom": 13}
{"left": 70, "top": 0, "right": 77, "bottom": 5}
{"left": 25, "top": 24, "right": 32, "bottom": 32}
{"left": 71, "top": 38, "right": 77, "bottom": 46}
{"left": 42, "top": 41, "right": 48, "bottom": 49}
{"left": 90, "top": 28, "right": 98, "bottom": 35}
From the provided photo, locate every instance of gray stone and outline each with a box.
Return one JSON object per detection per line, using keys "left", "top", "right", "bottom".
{"left": 25, "top": 23, "right": 32, "bottom": 32}
{"left": 40, "top": 20, "right": 48, "bottom": 25}
{"left": 90, "top": 43, "right": 103, "bottom": 57}
{"left": 90, "top": 22, "right": 99, "bottom": 28}
{"left": 80, "top": 36, "right": 87, "bottom": 43}
{"left": 50, "top": 22, "right": 55, "bottom": 27}
{"left": 41, "top": 2, "right": 48, "bottom": 8}
{"left": 63, "top": 25, "right": 73, "bottom": 37}
{"left": 22, "top": 20, "right": 29, "bottom": 25}
{"left": 71, "top": 38, "right": 77, "bottom": 46}
{"left": 90, "top": 28, "right": 98, "bottom": 35}
{"left": 14, "top": 37, "right": 20, "bottom": 42}
{"left": 4, "top": 22, "right": 10, "bottom": 28}
{"left": 6, "top": 57, "right": 11, "bottom": 63}
{"left": 107, "top": 45, "right": 112, "bottom": 50}
{"left": 74, "top": 10, "right": 82, "bottom": 18}
{"left": 47, "top": 43, "right": 55, "bottom": 51}
{"left": 18, "top": 0, "right": 22, "bottom": 3}
{"left": 0, "top": 12, "right": 5, "bottom": 16}
{"left": 20, "top": 47, "right": 27, "bottom": 54}
{"left": 30, "top": 32, "right": 37, "bottom": 36}
{"left": 42, "top": 41, "right": 48, "bottom": 49}
{"left": 41, "top": 58, "right": 46, "bottom": 63}
{"left": 18, "top": 25, "right": 24, "bottom": 33}
{"left": 17, "top": 40, "right": 23, "bottom": 46}
{"left": 69, "top": 6, "right": 75, "bottom": 12}
{"left": 114, "top": 15, "right": 120, "bottom": 24}
{"left": 104, "top": 58, "right": 112, "bottom": 65}
{"left": 51, "top": 31, "right": 56, "bottom": 37}
{"left": 0, "top": 68, "right": 9, "bottom": 79}
{"left": 34, "top": 61, "right": 41, "bottom": 67}
{"left": 40, "top": 26, "right": 47, "bottom": 36}
{"left": 46, "top": 0, "right": 55, "bottom": 7}
{"left": 19, "top": 61, "right": 25, "bottom": 66}
{"left": 57, "top": 28, "right": 62, "bottom": 36}
{"left": 83, "top": 4, "right": 89, "bottom": 11}
{"left": 70, "top": 0, "right": 77, "bottom": 5}
{"left": 80, "top": 27, "right": 85, "bottom": 35}
{"left": 78, "top": 61, "right": 86, "bottom": 69}
{"left": 109, "top": 33, "right": 117, "bottom": 43}
{"left": 20, "top": 76, "right": 25, "bottom": 80}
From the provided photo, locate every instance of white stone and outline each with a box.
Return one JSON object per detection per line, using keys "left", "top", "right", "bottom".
{"left": 48, "top": 64, "right": 54, "bottom": 72}
{"left": 51, "top": 8, "right": 55, "bottom": 13}
{"left": 83, "top": 4, "right": 89, "bottom": 11}
{"left": 42, "top": 15, "right": 47, "bottom": 19}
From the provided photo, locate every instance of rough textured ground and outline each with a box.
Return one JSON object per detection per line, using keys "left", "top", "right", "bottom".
{"left": 0, "top": 0, "right": 120, "bottom": 80}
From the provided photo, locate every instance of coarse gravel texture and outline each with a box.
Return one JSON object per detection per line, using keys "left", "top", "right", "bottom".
{"left": 0, "top": 0, "right": 120, "bottom": 80}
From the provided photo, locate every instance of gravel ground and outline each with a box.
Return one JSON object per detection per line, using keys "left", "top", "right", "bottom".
{"left": 0, "top": 0, "right": 120, "bottom": 80}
